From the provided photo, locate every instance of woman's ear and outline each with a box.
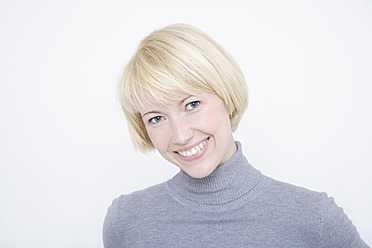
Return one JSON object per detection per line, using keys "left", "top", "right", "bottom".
{"left": 229, "top": 108, "right": 236, "bottom": 119}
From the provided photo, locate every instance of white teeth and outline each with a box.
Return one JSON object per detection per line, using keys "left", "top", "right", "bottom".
{"left": 178, "top": 139, "right": 208, "bottom": 157}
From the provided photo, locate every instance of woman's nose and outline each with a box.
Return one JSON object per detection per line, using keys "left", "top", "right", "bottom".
{"left": 170, "top": 119, "right": 193, "bottom": 145}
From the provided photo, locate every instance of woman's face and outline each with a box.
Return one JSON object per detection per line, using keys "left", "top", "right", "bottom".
{"left": 140, "top": 92, "right": 236, "bottom": 178}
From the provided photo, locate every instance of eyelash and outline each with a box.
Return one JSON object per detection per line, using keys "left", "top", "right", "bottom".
{"left": 147, "top": 101, "right": 200, "bottom": 125}
{"left": 148, "top": 116, "right": 164, "bottom": 124}
{"left": 186, "top": 101, "right": 200, "bottom": 111}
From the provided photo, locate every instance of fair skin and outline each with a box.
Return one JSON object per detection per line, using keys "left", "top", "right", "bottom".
{"left": 140, "top": 92, "right": 237, "bottom": 178}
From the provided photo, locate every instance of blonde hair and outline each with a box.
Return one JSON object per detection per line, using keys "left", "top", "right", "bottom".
{"left": 119, "top": 24, "right": 248, "bottom": 152}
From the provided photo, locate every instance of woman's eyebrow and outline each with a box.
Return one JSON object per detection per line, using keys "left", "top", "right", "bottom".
{"left": 179, "top": 96, "right": 193, "bottom": 105}
{"left": 142, "top": 96, "right": 194, "bottom": 117}
{"left": 142, "top": 110, "right": 161, "bottom": 117}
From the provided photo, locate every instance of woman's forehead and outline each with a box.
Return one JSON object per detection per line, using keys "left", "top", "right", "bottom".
{"left": 138, "top": 92, "right": 191, "bottom": 113}
{"left": 136, "top": 85, "right": 210, "bottom": 110}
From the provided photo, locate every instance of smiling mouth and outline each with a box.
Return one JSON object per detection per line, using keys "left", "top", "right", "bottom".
{"left": 176, "top": 138, "right": 209, "bottom": 157}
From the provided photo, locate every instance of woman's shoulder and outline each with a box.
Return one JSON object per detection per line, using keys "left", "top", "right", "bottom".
{"left": 261, "top": 174, "right": 329, "bottom": 206}
{"left": 257, "top": 175, "right": 342, "bottom": 229}
{"left": 260, "top": 175, "right": 368, "bottom": 247}
{"left": 109, "top": 182, "right": 169, "bottom": 216}
{"left": 103, "top": 181, "right": 171, "bottom": 246}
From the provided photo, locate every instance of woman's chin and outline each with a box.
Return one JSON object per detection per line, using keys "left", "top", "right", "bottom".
{"left": 181, "top": 163, "right": 217, "bottom": 179}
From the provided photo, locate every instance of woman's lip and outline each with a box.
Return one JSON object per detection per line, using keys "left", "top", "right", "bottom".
{"left": 174, "top": 137, "right": 210, "bottom": 161}
{"left": 174, "top": 137, "right": 210, "bottom": 153}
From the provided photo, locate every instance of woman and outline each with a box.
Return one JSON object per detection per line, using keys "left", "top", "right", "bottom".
{"left": 103, "top": 24, "right": 369, "bottom": 247}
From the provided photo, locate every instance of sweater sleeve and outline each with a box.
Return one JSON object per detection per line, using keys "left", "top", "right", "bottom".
{"left": 319, "top": 193, "right": 369, "bottom": 248}
{"left": 103, "top": 198, "right": 122, "bottom": 248}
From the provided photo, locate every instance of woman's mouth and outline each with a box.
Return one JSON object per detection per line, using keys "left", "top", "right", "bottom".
{"left": 176, "top": 138, "right": 210, "bottom": 158}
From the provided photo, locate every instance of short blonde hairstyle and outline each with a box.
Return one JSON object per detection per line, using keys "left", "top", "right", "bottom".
{"left": 119, "top": 24, "right": 248, "bottom": 152}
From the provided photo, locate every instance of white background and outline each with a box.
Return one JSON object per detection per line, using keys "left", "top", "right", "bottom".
{"left": 0, "top": 0, "right": 371, "bottom": 247}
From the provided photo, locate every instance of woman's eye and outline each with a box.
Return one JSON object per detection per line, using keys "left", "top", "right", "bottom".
{"left": 186, "top": 101, "right": 200, "bottom": 111}
{"left": 149, "top": 116, "right": 164, "bottom": 124}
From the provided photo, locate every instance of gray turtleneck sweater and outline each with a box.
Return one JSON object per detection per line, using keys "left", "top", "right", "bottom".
{"left": 103, "top": 142, "right": 369, "bottom": 247}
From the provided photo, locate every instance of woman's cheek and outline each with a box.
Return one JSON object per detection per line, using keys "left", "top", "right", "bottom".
{"left": 148, "top": 127, "right": 167, "bottom": 150}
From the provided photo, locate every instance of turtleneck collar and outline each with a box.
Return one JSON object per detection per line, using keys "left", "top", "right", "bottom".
{"left": 166, "top": 141, "right": 266, "bottom": 212}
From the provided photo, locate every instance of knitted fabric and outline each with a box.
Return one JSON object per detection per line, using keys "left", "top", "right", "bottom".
{"left": 103, "top": 142, "right": 369, "bottom": 247}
